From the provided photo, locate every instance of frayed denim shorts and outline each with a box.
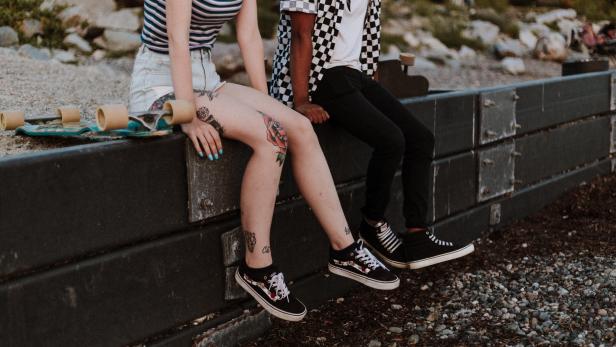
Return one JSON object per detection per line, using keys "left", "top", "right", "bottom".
{"left": 128, "top": 45, "right": 225, "bottom": 112}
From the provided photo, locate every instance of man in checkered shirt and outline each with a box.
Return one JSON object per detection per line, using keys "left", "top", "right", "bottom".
{"left": 270, "top": 0, "right": 475, "bottom": 270}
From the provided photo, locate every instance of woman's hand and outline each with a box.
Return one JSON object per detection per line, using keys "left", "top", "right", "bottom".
{"left": 295, "top": 102, "right": 330, "bottom": 124}
{"left": 181, "top": 118, "right": 223, "bottom": 160}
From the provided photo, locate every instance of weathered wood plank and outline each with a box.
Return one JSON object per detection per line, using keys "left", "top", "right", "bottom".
{"left": 0, "top": 135, "right": 188, "bottom": 280}
{"left": 516, "top": 73, "right": 611, "bottom": 134}
{"left": 515, "top": 116, "right": 611, "bottom": 188}
{"left": 428, "top": 151, "right": 477, "bottom": 222}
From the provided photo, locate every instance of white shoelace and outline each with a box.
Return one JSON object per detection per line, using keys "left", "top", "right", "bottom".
{"left": 355, "top": 240, "right": 385, "bottom": 270}
{"left": 267, "top": 272, "right": 291, "bottom": 302}
{"left": 427, "top": 232, "right": 454, "bottom": 247}
{"left": 375, "top": 221, "right": 403, "bottom": 253}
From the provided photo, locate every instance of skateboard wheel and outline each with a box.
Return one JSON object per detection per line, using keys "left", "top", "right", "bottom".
{"left": 163, "top": 100, "right": 195, "bottom": 125}
{"left": 0, "top": 111, "right": 25, "bottom": 131}
{"left": 57, "top": 107, "right": 81, "bottom": 124}
{"left": 400, "top": 52, "right": 416, "bottom": 67}
{"left": 96, "top": 104, "right": 129, "bottom": 131}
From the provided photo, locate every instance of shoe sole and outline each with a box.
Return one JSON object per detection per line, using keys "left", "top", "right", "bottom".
{"left": 234, "top": 270, "right": 307, "bottom": 322}
{"left": 328, "top": 264, "right": 400, "bottom": 290}
{"left": 360, "top": 238, "right": 408, "bottom": 269}
{"left": 407, "top": 243, "right": 475, "bottom": 270}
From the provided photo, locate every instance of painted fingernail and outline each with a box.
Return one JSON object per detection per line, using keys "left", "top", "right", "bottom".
{"left": 219, "top": 149, "right": 224, "bottom": 155}
{"left": 214, "top": 154, "right": 219, "bottom": 160}
{"left": 208, "top": 154, "right": 213, "bottom": 161}
{"left": 198, "top": 152, "right": 204, "bottom": 158}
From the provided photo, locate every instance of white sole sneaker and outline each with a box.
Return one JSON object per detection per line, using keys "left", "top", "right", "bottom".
{"left": 361, "top": 238, "right": 407, "bottom": 269}
{"left": 234, "top": 270, "right": 307, "bottom": 322}
{"left": 328, "top": 264, "right": 400, "bottom": 290}
{"left": 407, "top": 243, "right": 475, "bottom": 270}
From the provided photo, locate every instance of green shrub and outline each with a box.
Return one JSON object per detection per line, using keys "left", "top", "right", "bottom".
{"left": 475, "top": 0, "right": 509, "bottom": 13}
{"left": 571, "top": 0, "right": 616, "bottom": 22}
{"left": 0, "top": 0, "right": 67, "bottom": 48}
{"left": 430, "top": 16, "right": 485, "bottom": 50}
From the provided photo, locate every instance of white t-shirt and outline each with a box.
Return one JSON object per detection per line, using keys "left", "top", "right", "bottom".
{"left": 325, "top": 0, "right": 369, "bottom": 71}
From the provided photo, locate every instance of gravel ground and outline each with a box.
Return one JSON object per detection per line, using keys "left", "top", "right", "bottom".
{"left": 0, "top": 47, "right": 563, "bottom": 158}
{"left": 244, "top": 173, "right": 616, "bottom": 347}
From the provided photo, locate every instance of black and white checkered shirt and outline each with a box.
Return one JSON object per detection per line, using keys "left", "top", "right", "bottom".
{"left": 270, "top": 0, "right": 381, "bottom": 107}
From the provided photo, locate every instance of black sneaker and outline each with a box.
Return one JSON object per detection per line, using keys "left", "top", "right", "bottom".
{"left": 359, "top": 219, "right": 407, "bottom": 269}
{"left": 402, "top": 229, "right": 475, "bottom": 269}
{"left": 235, "top": 262, "right": 307, "bottom": 322}
{"left": 328, "top": 240, "right": 400, "bottom": 290}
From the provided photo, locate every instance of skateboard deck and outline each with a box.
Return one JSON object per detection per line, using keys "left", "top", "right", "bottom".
{"left": 1, "top": 101, "right": 194, "bottom": 140}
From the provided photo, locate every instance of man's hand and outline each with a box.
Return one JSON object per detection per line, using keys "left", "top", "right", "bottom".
{"left": 295, "top": 102, "right": 330, "bottom": 124}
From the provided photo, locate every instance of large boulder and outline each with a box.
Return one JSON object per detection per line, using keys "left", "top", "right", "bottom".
{"left": 518, "top": 28, "right": 538, "bottom": 50}
{"left": 534, "top": 33, "right": 568, "bottom": 62}
{"left": 102, "top": 30, "right": 142, "bottom": 52}
{"left": 463, "top": 20, "right": 500, "bottom": 46}
{"left": 64, "top": 33, "right": 93, "bottom": 53}
{"left": 41, "top": 0, "right": 116, "bottom": 21}
{"left": 18, "top": 44, "right": 51, "bottom": 60}
{"left": 57, "top": 6, "right": 88, "bottom": 28}
{"left": 494, "top": 38, "right": 528, "bottom": 58}
{"left": 501, "top": 57, "right": 526, "bottom": 75}
{"left": 19, "top": 19, "right": 43, "bottom": 39}
{"left": 535, "top": 9, "right": 577, "bottom": 25}
{"left": 95, "top": 9, "right": 142, "bottom": 32}
{"left": 0, "top": 26, "right": 19, "bottom": 47}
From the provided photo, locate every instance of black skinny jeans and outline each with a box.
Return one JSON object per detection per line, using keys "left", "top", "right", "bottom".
{"left": 312, "top": 66, "right": 435, "bottom": 228}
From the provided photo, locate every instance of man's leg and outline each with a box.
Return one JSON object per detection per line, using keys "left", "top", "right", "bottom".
{"left": 358, "top": 76, "right": 475, "bottom": 269}
{"left": 313, "top": 69, "right": 408, "bottom": 268}
{"left": 359, "top": 76, "right": 434, "bottom": 229}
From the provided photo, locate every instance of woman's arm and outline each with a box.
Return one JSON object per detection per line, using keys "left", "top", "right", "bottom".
{"left": 167, "top": 0, "right": 223, "bottom": 160}
{"left": 167, "top": 0, "right": 195, "bottom": 102}
{"left": 236, "top": 0, "right": 268, "bottom": 94}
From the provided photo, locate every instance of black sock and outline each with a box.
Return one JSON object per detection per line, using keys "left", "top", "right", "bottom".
{"left": 241, "top": 260, "right": 277, "bottom": 279}
{"left": 331, "top": 240, "right": 358, "bottom": 258}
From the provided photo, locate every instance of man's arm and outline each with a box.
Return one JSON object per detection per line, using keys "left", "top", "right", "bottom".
{"left": 289, "top": 12, "right": 330, "bottom": 124}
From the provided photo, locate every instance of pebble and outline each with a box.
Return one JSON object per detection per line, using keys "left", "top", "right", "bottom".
{"left": 597, "top": 309, "right": 607, "bottom": 316}
{"left": 388, "top": 327, "right": 402, "bottom": 334}
{"left": 368, "top": 340, "right": 381, "bottom": 347}
{"left": 408, "top": 335, "right": 420, "bottom": 344}
{"left": 0, "top": 26, "right": 19, "bottom": 47}
{"left": 391, "top": 304, "right": 402, "bottom": 310}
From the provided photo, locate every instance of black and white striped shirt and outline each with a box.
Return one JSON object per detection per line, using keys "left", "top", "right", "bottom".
{"left": 142, "top": 0, "right": 243, "bottom": 53}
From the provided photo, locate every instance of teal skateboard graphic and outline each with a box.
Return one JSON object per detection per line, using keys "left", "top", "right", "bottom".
{"left": 0, "top": 100, "right": 195, "bottom": 139}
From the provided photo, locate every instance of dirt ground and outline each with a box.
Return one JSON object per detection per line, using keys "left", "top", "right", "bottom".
{"left": 243, "top": 173, "right": 616, "bottom": 347}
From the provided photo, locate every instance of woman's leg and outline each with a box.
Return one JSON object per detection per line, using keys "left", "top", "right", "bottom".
{"left": 193, "top": 90, "right": 285, "bottom": 268}
{"left": 217, "top": 83, "right": 354, "bottom": 250}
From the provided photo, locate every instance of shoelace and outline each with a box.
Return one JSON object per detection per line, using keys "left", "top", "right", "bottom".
{"left": 267, "top": 272, "right": 291, "bottom": 302}
{"left": 427, "top": 231, "right": 454, "bottom": 247}
{"left": 374, "top": 221, "right": 403, "bottom": 253}
{"left": 355, "top": 240, "right": 385, "bottom": 270}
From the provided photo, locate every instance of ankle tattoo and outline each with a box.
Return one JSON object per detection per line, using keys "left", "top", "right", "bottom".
{"left": 244, "top": 230, "right": 256, "bottom": 253}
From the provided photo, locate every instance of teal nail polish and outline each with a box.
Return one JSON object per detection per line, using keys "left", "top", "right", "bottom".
{"left": 198, "top": 152, "right": 204, "bottom": 158}
{"left": 214, "top": 153, "right": 219, "bottom": 160}
{"left": 208, "top": 154, "right": 213, "bottom": 161}
{"left": 219, "top": 149, "right": 224, "bottom": 155}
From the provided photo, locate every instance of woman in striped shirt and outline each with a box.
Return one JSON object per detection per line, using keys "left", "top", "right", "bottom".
{"left": 129, "top": 0, "right": 399, "bottom": 321}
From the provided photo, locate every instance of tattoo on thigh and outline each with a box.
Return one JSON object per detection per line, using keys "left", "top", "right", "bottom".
{"left": 262, "top": 245, "right": 271, "bottom": 254}
{"left": 197, "top": 89, "right": 219, "bottom": 102}
{"left": 197, "top": 106, "right": 225, "bottom": 134}
{"left": 345, "top": 226, "right": 352, "bottom": 235}
{"left": 244, "top": 230, "right": 256, "bottom": 253}
{"left": 259, "top": 112, "right": 288, "bottom": 166}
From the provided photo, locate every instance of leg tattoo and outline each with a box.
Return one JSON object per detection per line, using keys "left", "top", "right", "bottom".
{"left": 262, "top": 245, "right": 271, "bottom": 254}
{"left": 197, "top": 106, "right": 225, "bottom": 135}
{"left": 345, "top": 226, "right": 352, "bottom": 235}
{"left": 260, "top": 112, "right": 288, "bottom": 166}
{"left": 244, "top": 230, "right": 256, "bottom": 253}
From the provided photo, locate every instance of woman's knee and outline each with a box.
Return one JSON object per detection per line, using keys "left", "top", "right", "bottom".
{"left": 287, "top": 116, "right": 319, "bottom": 147}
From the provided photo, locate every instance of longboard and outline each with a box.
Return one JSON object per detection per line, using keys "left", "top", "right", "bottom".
{"left": 0, "top": 100, "right": 195, "bottom": 139}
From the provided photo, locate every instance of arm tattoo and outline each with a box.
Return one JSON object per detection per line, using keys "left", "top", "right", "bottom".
{"left": 197, "top": 106, "right": 225, "bottom": 135}
{"left": 244, "top": 230, "right": 256, "bottom": 253}
{"left": 259, "top": 112, "right": 288, "bottom": 166}
{"left": 262, "top": 245, "right": 271, "bottom": 254}
{"left": 345, "top": 226, "right": 351, "bottom": 235}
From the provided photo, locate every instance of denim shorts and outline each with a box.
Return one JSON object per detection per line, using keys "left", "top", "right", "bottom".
{"left": 128, "top": 45, "right": 225, "bottom": 112}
